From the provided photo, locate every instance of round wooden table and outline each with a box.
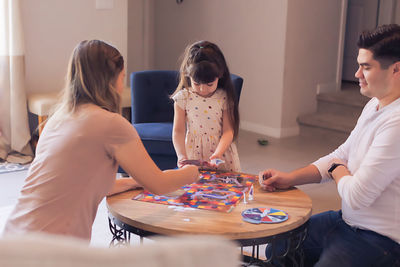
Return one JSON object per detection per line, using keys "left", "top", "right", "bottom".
{"left": 106, "top": 180, "right": 312, "bottom": 265}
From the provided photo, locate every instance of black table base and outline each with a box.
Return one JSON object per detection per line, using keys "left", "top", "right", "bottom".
{"left": 108, "top": 213, "right": 308, "bottom": 267}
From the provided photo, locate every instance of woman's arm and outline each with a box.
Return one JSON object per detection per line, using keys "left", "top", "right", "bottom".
{"left": 210, "top": 109, "right": 234, "bottom": 160}
{"left": 172, "top": 103, "right": 188, "bottom": 167}
{"left": 114, "top": 128, "right": 198, "bottom": 196}
{"left": 107, "top": 177, "right": 141, "bottom": 196}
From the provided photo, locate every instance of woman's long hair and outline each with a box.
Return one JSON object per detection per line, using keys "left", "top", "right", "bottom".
{"left": 51, "top": 40, "right": 124, "bottom": 124}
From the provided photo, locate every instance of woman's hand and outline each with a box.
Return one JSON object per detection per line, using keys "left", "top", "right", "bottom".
{"left": 181, "top": 164, "right": 200, "bottom": 184}
{"left": 258, "top": 169, "right": 294, "bottom": 192}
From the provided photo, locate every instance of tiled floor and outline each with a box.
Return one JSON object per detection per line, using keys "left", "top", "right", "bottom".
{"left": 0, "top": 129, "right": 346, "bottom": 248}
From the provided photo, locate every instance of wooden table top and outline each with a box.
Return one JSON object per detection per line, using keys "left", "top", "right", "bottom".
{"left": 106, "top": 182, "right": 312, "bottom": 240}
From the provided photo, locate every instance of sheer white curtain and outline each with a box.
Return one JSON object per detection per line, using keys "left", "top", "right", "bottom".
{"left": 0, "top": 0, "right": 33, "bottom": 163}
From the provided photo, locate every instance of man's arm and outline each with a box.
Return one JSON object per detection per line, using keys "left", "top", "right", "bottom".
{"left": 335, "top": 118, "right": 400, "bottom": 210}
{"left": 328, "top": 158, "right": 351, "bottom": 185}
{"left": 260, "top": 164, "right": 322, "bottom": 191}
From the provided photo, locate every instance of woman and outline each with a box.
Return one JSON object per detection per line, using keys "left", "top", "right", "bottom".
{"left": 3, "top": 40, "right": 198, "bottom": 240}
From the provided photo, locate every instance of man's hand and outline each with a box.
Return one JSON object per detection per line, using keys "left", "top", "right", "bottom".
{"left": 258, "top": 169, "right": 294, "bottom": 192}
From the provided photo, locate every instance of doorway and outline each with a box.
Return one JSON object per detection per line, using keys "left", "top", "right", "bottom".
{"left": 342, "top": 0, "right": 398, "bottom": 83}
{"left": 342, "top": 0, "right": 379, "bottom": 82}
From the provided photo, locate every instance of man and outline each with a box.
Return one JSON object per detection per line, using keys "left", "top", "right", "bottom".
{"left": 261, "top": 24, "right": 400, "bottom": 266}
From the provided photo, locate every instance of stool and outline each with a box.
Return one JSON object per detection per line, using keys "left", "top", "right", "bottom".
{"left": 121, "top": 87, "right": 132, "bottom": 122}
{"left": 121, "top": 87, "right": 131, "bottom": 109}
{"left": 27, "top": 92, "right": 59, "bottom": 135}
{"left": 27, "top": 89, "right": 131, "bottom": 136}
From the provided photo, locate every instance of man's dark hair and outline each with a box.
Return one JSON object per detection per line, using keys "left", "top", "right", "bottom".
{"left": 357, "top": 24, "right": 400, "bottom": 68}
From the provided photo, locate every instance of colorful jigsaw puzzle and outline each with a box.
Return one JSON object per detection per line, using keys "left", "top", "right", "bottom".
{"left": 133, "top": 171, "right": 256, "bottom": 212}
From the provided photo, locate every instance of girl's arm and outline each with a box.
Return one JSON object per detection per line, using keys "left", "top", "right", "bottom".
{"left": 210, "top": 109, "right": 234, "bottom": 160}
{"left": 172, "top": 103, "right": 188, "bottom": 167}
{"left": 114, "top": 131, "right": 199, "bottom": 195}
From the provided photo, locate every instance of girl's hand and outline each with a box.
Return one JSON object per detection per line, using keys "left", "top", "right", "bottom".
{"left": 209, "top": 153, "right": 222, "bottom": 161}
{"left": 208, "top": 154, "right": 222, "bottom": 169}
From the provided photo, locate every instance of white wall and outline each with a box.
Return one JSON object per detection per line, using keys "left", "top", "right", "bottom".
{"left": 127, "top": 0, "right": 155, "bottom": 76}
{"left": 150, "top": 0, "right": 343, "bottom": 138}
{"left": 20, "top": 0, "right": 345, "bottom": 138}
{"left": 21, "top": 0, "right": 128, "bottom": 94}
{"left": 127, "top": 0, "right": 144, "bottom": 77}
{"left": 395, "top": 0, "right": 400, "bottom": 24}
{"left": 152, "top": 0, "right": 289, "bottom": 137}
{"left": 281, "top": 0, "right": 343, "bottom": 133}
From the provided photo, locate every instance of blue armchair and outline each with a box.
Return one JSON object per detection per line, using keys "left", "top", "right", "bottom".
{"left": 131, "top": 70, "right": 243, "bottom": 170}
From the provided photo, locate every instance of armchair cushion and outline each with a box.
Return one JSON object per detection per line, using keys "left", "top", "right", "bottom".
{"left": 134, "top": 122, "right": 175, "bottom": 156}
{"left": 130, "top": 71, "right": 179, "bottom": 170}
{"left": 131, "top": 70, "right": 178, "bottom": 124}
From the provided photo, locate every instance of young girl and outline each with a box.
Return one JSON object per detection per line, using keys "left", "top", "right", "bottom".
{"left": 172, "top": 40, "right": 241, "bottom": 172}
{"left": 4, "top": 40, "right": 198, "bottom": 240}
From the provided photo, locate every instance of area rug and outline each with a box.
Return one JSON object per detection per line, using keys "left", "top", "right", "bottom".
{"left": 0, "top": 162, "right": 30, "bottom": 174}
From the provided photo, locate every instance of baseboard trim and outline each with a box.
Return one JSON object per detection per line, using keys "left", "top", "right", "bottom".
{"left": 240, "top": 121, "right": 299, "bottom": 138}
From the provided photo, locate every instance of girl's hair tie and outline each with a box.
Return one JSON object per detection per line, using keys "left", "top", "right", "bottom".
{"left": 199, "top": 46, "right": 204, "bottom": 49}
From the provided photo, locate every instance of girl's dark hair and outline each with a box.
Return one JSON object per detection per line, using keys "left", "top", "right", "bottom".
{"left": 357, "top": 24, "right": 400, "bottom": 69}
{"left": 173, "top": 40, "right": 240, "bottom": 139}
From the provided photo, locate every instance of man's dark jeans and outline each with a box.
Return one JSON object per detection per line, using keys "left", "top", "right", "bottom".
{"left": 266, "top": 210, "right": 400, "bottom": 266}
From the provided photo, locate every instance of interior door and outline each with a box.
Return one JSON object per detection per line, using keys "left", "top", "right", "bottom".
{"left": 342, "top": 0, "right": 379, "bottom": 81}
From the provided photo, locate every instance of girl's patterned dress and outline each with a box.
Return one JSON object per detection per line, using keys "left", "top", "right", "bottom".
{"left": 173, "top": 88, "right": 241, "bottom": 172}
